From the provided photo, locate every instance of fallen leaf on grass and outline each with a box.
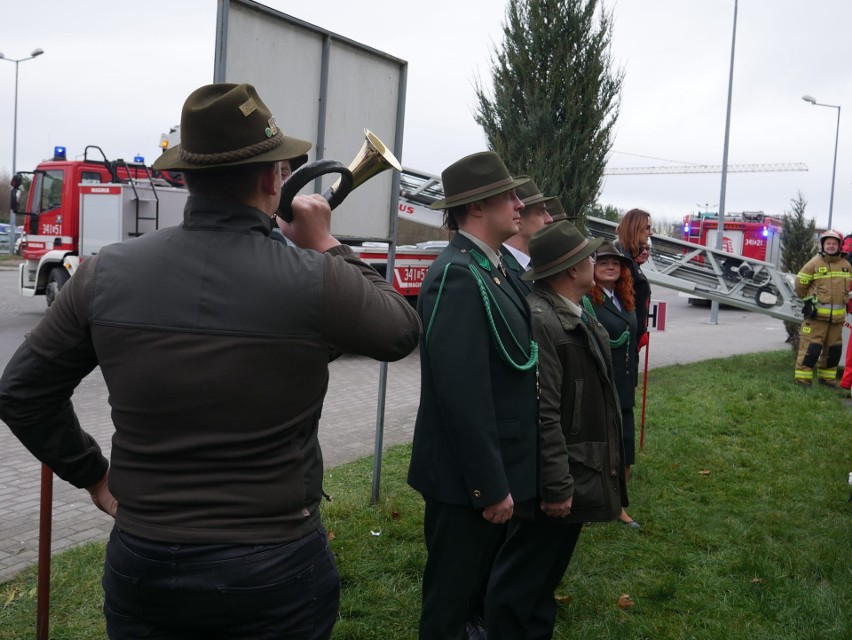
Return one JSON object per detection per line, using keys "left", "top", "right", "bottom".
{"left": 617, "top": 594, "right": 636, "bottom": 608}
{"left": 750, "top": 577, "right": 765, "bottom": 584}
{"left": 326, "top": 530, "right": 336, "bottom": 541}
{"left": 554, "top": 594, "right": 573, "bottom": 604}
{"left": 4, "top": 587, "right": 18, "bottom": 608}
{"left": 698, "top": 469, "right": 712, "bottom": 476}
{"left": 390, "top": 509, "right": 400, "bottom": 520}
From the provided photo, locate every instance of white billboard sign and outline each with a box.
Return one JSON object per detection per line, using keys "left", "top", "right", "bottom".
{"left": 215, "top": 0, "right": 407, "bottom": 241}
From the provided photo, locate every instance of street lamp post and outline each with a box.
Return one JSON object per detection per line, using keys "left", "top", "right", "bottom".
{"left": 802, "top": 94, "right": 841, "bottom": 231}
{"left": 710, "top": 0, "right": 738, "bottom": 324}
{"left": 0, "top": 47, "right": 45, "bottom": 253}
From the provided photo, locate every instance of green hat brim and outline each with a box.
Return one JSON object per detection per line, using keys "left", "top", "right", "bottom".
{"left": 523, "top": 194, "right": 557, "bottom": 207}
{"left": 429, "top": 175, "right": 531, "bottom": 210}
{"left": 152, "top": 136, "right": 312, "bottom": 172}
{"left": 522, "top": 236, "right": 605, "bottom": 281}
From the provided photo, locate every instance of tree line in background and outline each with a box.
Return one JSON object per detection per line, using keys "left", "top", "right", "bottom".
{"left": 781, "top": 192, "right": 816, "bottom": 348}
{"left": 0, "top": 169, "right": 10, "bottom": 224}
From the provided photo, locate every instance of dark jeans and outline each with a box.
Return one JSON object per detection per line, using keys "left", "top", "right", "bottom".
{"left": 102, "top": 525, "right": 340, "bottom": 640}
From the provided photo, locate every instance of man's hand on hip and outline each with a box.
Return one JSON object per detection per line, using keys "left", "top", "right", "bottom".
{"left": 87, "top": 471, "right": 118, "bottom": 518}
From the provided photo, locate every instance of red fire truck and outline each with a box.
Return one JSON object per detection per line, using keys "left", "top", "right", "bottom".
{"left": 682, "top": 211, "right": 784, "bottom": 266}
{"left": 11, "top": 145, "right": 188, "bottom": 306}
{"left": 10, "top": 145, "right": 443, "bottom": 307}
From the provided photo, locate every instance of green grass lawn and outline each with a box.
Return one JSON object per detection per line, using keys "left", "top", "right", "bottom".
{"left": 2, "top": 349, "right": 850, "bottom": 639}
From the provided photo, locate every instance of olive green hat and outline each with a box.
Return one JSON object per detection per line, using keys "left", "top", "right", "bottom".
{"left": 595, "top": 240, "right": 631, "bottom": 265}
{"left": 522, "top": 220, "right": 604, "bottom": 281}
{"left": 153, "top": 83, "right": 312, "bottom": 172}
{"left": 430, "top": 152, "right": 530, "bottom": 210}
{"left": 547, "top": 197, "right": 569, "bottom": 221}
{"left": 515, "top": 176, "right": 556, "bottom": 208}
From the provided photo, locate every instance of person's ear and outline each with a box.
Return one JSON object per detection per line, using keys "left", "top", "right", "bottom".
{"left": 467, "top": 200, "right": 485, "bottom": 218}
{"left": 260, "top": 163, "right": 280, "bottom": 196}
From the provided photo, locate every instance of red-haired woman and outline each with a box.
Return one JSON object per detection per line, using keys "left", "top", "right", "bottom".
{"left": 614, "top": 208, "right": 652, "bottom": 348}
{"left": 582, "top": 241, "right": 640, "bottom": 527}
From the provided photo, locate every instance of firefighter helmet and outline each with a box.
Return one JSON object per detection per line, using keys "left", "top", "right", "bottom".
{"left": 820, "top": 229, "right": 843, "bottom": 253}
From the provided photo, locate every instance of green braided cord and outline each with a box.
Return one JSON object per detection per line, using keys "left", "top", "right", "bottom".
{"left": 424, "top": 263, "right": 453, "bottom": 348}
{"left": 581, "top": 295, "right": 630, "bottom": 349}
{"left": 469, "top": 265, "right": 529, "bottom": 356}
{"left": 467, "top": 264, "right": 538, "bottom": 371}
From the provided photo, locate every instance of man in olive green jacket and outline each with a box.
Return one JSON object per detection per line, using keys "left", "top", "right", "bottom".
{"left": 486, "top": 221, "right": 626, "bottom": 639}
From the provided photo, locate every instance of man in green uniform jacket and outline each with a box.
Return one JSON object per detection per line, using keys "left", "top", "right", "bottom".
{"left": 408, "top": 152, "right": 540, "bottom": 639}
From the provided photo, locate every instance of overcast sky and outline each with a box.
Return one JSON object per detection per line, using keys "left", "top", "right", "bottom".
{"left": 1, "top": 0, "right": 850, "bottom": 231}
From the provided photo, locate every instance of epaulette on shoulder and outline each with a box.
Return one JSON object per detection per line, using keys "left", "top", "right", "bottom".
{"left": 447, "top": 247, "right": 476, "bottom": 269}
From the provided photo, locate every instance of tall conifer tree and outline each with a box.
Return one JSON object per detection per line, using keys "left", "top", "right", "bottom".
{"left": 781, "top": 191, "right": 816, "bottom": 349}
{"left": 474, "top": 0, "right": 623, "bottom": 222}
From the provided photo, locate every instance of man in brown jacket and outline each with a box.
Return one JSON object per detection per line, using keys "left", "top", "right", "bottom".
{"left": 0, "top": 83, "right": 421, "bottom": 639}
{"left": 486, "top": 221, "right": 626, "bottom": 639}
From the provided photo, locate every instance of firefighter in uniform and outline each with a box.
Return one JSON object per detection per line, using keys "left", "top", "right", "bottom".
{"left": 794, "top": 230, "right": 852, "bottom": 386}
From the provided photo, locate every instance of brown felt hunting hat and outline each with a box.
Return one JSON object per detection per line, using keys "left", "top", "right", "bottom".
{"left": 430, "top": 152, "right": 530, "bottom": 210}
{"left": 515, "top": 176, "right": 556, "bottom": 208}
{"left": 153, "top": 83, "right": 312, "bottom": 172}
{"left": 522, "top": 220, "right": 604, "bottom": 281}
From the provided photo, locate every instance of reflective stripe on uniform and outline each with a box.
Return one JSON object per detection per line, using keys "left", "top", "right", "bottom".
{"left": 811, "top": 271, "right": 852, "bottom": 280}
{"left": 815, "top": 307, "right": 846, "bottom": 320}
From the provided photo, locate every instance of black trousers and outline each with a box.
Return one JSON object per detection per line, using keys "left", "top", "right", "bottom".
{"left": 419, "top": 499, "right": 506, "bottom": 640}
{"left": 102, "top": 525, "right": 340, "bottom": 640}
{"left": 485, "top": 519, "right": 583, "bottom": 640}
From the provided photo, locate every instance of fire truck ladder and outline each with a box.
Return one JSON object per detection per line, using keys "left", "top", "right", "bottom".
{"left": 398, "top": 167, "right": 447, "bottom": 228}
{"left": 400, "top": 167, "right": 443, "bottom": 206}
{"left": 113, "top": 159, "right": 162, "bottom": 238}
{"left": 586, "top": 216, "right": 803, "bottom": 323}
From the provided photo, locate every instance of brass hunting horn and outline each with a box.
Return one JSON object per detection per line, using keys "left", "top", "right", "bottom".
{"left": 277, "top": 129, "right": 402, "bottom": 222}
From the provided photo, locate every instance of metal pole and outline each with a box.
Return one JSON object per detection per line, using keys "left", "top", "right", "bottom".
{"left": 12, "top": 59, "right": 18, "bottom": 175}
{"left": 711, "top": 0, "right": 738, "bottom": 324}
{"left": 828, "top": 105, "right": 840, "bottom": 230}
{"left": 10, "top": 60, "right": 19, "bottom": 253}
{"left": 639, "top": 336, "right": 650, "bottom": 450}
{"left": 36, "top": 465, "right": 54, "bottom": 640}
{"left": 370, "top": 63, "right": 408, "bottom": 505}
{"left": 801, "top": 95, "right": 841, "bottom": 230}
{"left": 2, "top": 49, "right": 43, "bottom": 252}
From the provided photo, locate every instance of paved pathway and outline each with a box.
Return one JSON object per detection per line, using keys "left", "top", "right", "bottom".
{"left": 0, "top": 282, "right": 790, "bottom": 582}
